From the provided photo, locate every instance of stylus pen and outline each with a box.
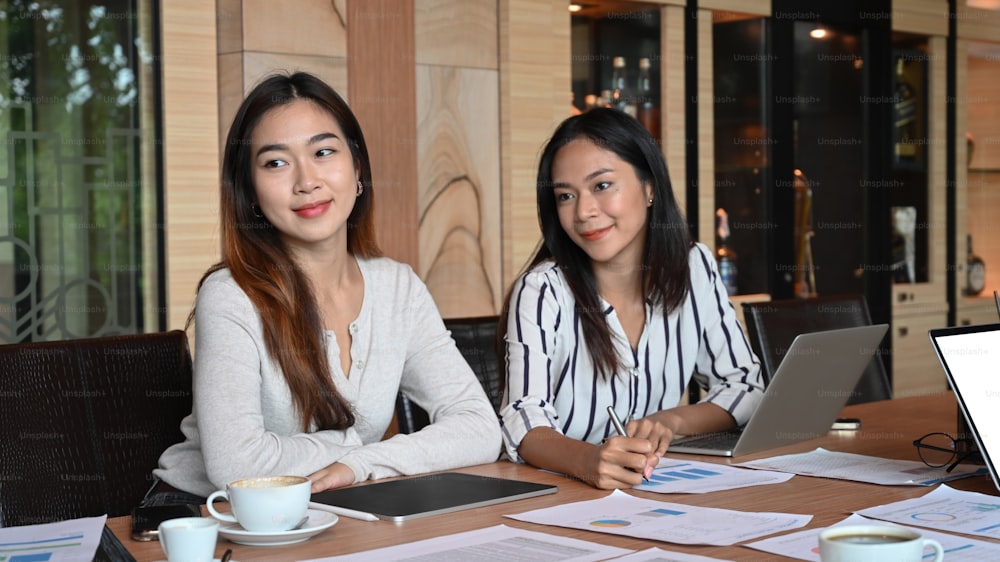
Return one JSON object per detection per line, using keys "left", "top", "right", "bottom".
{"left": 308, "top": 501, "right": 379, "bottom": 522}
{"left": 606, "top": 405, "right": 650, "bottom": 484}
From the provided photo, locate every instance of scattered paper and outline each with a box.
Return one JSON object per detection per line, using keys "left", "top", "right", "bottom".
{"left": 607, "top": 547, "right": 731, "bottom": 561}
{"left": 505, "top": 489, "right": 811, "bottom": 546}
{"left": 0, "top": 514, "right": 106, "bottom": 562}
{"left": 746, "top": 512, "right": 1000, "bottom": 561}
{"left": 300, "top": 524, "right": 633, "bottom": 562}
{"left": 736, "top": 448, "right": 988, "bottom": 486}
{"left": 857, "top": 484, "right": 1000, "bottom": 540}
{"left": 635, "top": 458, "right": 793, "bottom": 494}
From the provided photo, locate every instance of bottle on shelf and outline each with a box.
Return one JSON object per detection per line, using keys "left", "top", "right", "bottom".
{"left": 610, "top": 56, "right": 636, "bottom": 117}
{"left": 894, "top": 57, "right": 918, "bottom": 163}
{"left": 635, "top": 57, "right": 659, "bottom": 139}
{"left": 965, "top": 234, "right": 986, "bottom": 296}
{"left": 715, "top": 208, "right": 738, "bottom": 296}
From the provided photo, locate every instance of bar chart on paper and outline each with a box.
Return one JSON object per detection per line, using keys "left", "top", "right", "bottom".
{"left": 635, "top": 459, "right": 793, "bottom": 494}
{"left": 0, "top": 515, "right": 105, "bottom": 562}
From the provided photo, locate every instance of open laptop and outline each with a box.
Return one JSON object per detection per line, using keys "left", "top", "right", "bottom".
{"left": 669, "top": 324, "right": 889, "bottom": 457}
{"left": 929, "top": 322, "right": 1000, "bottom": 492}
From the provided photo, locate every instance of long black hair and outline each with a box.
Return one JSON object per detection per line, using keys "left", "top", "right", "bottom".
{"left": 503, "top": 108, "right": 692, "bottom": 378}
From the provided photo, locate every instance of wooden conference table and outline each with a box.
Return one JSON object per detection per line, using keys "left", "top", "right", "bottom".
{"left": 108, "top": 392, "right": 999, "bottom": 561}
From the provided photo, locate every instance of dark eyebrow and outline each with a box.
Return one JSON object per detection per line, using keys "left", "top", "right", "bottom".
{"left": 255, "top": 132, "right": 341, "bottom": 158}
{"left": 551, "top": 167, "right": 613, "bottom": 190}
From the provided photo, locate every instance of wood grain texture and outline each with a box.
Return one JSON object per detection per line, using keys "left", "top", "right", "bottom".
{"left": 417, "top": 64, "right": 501, "bottom": 316}
{"left": 415, "top": 0, "right": 497, "bottom": 69}
{"left": 892, "top": 307, "right": 949, "bottom": 397}
{"left": 699, "top": 0, "right": 770, "bottom": 17}
{"left": 107, "top": 393, "right": 997, "bottom": 562}
{"left": 499, "top": 0, "right": 570, "bottom": 288}
{"left": 348, "top": 0, "right": 419, "bottom": 268}
{"left": 697, "top": 9, "right": 716, "bottom": 248}
{"left": 662, "top": 6, "right": 687, "bottom": 214}
{"left": 161, "top": 0, "right": 221, "bottom": 330}
{"left": 892, "top": 0, "right": 949, "bottom": 35}
{"left": 956, "top": 5, "right": 1000, "bottom": 40}
{"left": 242, "top": 0, "right": 347, "bottom": 56}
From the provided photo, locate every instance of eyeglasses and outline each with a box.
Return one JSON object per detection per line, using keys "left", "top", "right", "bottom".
{"left": 912, "top": 432, "right": 979, "bottom": 473}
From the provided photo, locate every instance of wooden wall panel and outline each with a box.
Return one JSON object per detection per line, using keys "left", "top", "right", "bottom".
{"left": 892, "top": 0, "right": 949, "bottom": 35}
{"left": 499, "top": 0, "right": 571, "bottom": 287}
{"left": 415, "top": 0, "right": 498, "bottom": 69}
{"left": 416, "top": 66, "right": 501, "bottom": 317}
{"left": 699, "top": 0, "right": 770, "bottom": 17}
{"left": 243, "top": 0, "right": 347, "bottom": 56}
{"left": 348, "top": 0, "right": 419, "bottom": 268}
{"left": 957, "top": 6, "right": 1000, "bottom": 40}
{"left": 161, "top": 0, "right": 221, "bottom": 330}
{"left": 662, "top": 6, "right": 687, "bottom": 213}
{"left": 697, "top": 9, "right": 715, "bottom": 248}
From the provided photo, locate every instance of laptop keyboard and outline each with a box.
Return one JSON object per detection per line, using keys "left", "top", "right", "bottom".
{"left": 671, "top": 430, "right": 743, "bottom": 449}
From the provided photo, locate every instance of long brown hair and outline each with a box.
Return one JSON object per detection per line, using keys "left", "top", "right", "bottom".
{"left": 501, "top": 108, "right": 692, "bottom": 379}
{"left": 192, "top": 71, "right": 380, "bottom": 431}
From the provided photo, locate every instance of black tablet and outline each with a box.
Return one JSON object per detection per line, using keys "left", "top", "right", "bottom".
{"left": 310, "top": 472, "right": 558, "bottom": 522}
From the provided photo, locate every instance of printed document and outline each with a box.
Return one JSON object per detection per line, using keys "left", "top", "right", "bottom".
{"left": 0, "top": 514, "right": 105, "bottom": 562}
{"left": 746, "top": 512, "right": 1000, "bottom": 561}
{"left": 736, "top": 447, "right": 987, "bottom": 485}
{"left": 857, "top": 484, "right": 1000, "bottom": 540}
{"left": 300, "top": 524, "right": 633, "bottom": 562}
{"left": 505, "top": 489, "right": 811, "bottom": 546}
{"left": 636, "top": 458, "right": 793, "bottom": 494}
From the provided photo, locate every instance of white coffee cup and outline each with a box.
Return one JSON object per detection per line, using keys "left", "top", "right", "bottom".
{"left": 819, "top": 524, "right": 944, "bottom": 562}
{"left": 206, "top": 475, "right": 311, "bottom": 533}
{"left": 158, "top": 517, "right": 218, "bottom": 562}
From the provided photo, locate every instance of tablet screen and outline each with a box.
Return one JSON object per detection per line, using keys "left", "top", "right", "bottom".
{"left": 310, "top": 472, "right": 558, "bottom": 522}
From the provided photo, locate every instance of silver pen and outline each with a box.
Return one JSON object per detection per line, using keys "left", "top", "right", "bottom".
{"left": 606, "top": 405, "right": 650, "bottom": 483}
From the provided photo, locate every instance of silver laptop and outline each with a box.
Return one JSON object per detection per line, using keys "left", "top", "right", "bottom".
{"left": 929, "top": 322, "right": 1000, "bottom": 492}
{"left": 669, "top": 324, "right": 889, "bottom": 457}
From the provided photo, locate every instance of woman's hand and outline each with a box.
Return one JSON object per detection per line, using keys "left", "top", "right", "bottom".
{"left": 587, "top": 436, "right": 655, "bottom": 490}
{"left": 308, "top": 462, "right": 356, "bottom": 493}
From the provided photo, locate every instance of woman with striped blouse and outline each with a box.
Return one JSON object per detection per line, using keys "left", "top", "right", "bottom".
{"left": 499, "top": 108, "right": 764, "bottom": 489}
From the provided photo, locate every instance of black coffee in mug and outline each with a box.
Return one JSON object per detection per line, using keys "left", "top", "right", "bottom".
{"left": 830, "top": 534, "right": 910, "bottom": 544}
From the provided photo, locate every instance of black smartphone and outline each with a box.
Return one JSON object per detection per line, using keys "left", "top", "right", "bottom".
{"left": 130, "top": 504, "right": 202, "bottom": 541}
{"left": 831, "top": 417, "right": 862, "bottom": 431}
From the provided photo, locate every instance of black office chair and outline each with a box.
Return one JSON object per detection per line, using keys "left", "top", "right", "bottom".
{"left": 395, "top": 315, "right": 502, "bottom": 434}
{"left": 0, "top": 330, "right": 193, "bottom": 527}
{"left": 740, "top": 295, "right": 892, "bottom": 405}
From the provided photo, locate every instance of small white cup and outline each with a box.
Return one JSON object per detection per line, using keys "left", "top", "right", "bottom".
{"left": 158, "top": 517, "right": 218, "bottom": 562}
{"left": 819, "top": 524, "right": 944, "bottom": 562}
{"left": 206, "top": 475, "right": 310, "bottom": 533}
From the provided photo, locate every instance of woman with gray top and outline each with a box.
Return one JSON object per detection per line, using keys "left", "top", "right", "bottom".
{"left": 148, "top": 72, "right": 501, "bottom": 503}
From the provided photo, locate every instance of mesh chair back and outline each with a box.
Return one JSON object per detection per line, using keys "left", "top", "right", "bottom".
{"left": 741, "top": 295, "right": 891, "bottom": 405}
{"left": 395, "top": 316, "right": 501, "bottom": 434}
{"left": 0, "top": 330, "right": 192, "bottom": 526}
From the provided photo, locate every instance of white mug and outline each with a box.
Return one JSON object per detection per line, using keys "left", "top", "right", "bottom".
{"left": 819, "top": 524, "right": 944, "bottom": 562}
{"left": 158, "top": 517, "right": 218, "bottom": 562}
{"left": 206, "top": 475, "right": 311, "bottom": 533}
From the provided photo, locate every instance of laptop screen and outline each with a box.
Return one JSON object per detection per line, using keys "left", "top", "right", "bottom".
{"left": 929, "top": 323, "right": 1000, "bottom": 491}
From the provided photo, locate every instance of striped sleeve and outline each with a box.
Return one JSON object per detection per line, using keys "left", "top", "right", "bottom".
{"left": 500, "top": 265, "right": 565, "bottom": 462}
{"left": 689, "top": 244, "right": 764, "bottom": 426}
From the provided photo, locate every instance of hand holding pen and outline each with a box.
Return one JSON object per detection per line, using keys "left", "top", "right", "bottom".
{"left": 606, "top": 406, "right": 652, "bottom": 484}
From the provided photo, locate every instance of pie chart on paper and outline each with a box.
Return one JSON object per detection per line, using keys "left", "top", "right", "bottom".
{"left": 590, "top": 519, "right": 632, "bottom": 528}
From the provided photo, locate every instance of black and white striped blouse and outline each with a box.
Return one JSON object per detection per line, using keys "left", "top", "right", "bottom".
{"left": 499, "top": 243, "right": 764, "bottom": 462}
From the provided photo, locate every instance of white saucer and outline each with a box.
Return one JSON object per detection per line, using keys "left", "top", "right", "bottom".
{"left": 216, "top": 509, "right": 338, "bottom": 546}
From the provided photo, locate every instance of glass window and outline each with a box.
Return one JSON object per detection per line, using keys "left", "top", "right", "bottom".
{"left": 0, "top": 0, "right": 160, "bottom": 342}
